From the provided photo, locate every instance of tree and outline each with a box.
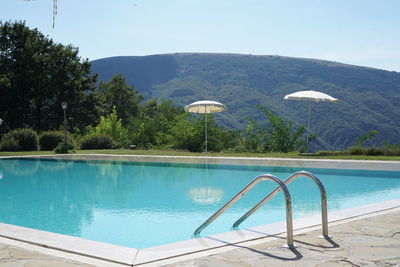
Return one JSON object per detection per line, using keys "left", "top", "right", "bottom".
{"left": 96, "top": 74, "right": 143, "bottom": 124}
{"left": 203, "top": 115, "right": 241, "bottom": 152}
{"left": 195, "top": 114, "right": 233, "bottom": 152}
{"left": 129, "top": 99, "right": 184, "bottom": 148}
{"left": 162, "top": 113, "right": 240, "bottom": 152}
{"left": 355, "top": 130, "right": 378, "bottom": 147}
{"left": 0, "top": 21, "right": 99, "bottom": 132}
{"left": 244, "top": 105, "right": 306, "bottom": 153}
{"left": 244, "top": 118, "right": 267, "bottom": 152}
{"left": 86, "top": 106, "right": 129, "bottom": 148}
{"left": 157, "top": 113, "right": 202, "bottom": 151}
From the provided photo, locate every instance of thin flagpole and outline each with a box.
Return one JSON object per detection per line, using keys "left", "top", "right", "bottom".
{"left": 306, "top": 102, "right": 312, "bottom": 151}
{"left": 205, "top": 111, "right": 208, "bottom": 153}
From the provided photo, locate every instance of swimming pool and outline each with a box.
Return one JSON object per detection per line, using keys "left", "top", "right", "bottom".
{"left": 0, "top": 157, "right": 399, "bottom": 249}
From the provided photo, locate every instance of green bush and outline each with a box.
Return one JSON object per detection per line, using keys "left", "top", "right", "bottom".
{"left": 80, "top": 133, "right": 116, "bottom": 149}
{"left": 54, "top": 140, "right": 75, "bottom": 154}
{"left": 39, "top": 131, "right": 65, "bottom": 150}
{"left": 0, "top": 135, "right": 20, "bottom": 151}
{"left": 0, "top": 128, "right": 38, "bottom": 151}
{"left": 382, "top": 142, "right": 400, "bottom": 156}
{"left": 383, "top": 148, "right": 400, "bottom": 156}
{"left": 243, "top": 105, "right": 306, "bottom": 153}
{"left": 88, "top": 107, "right": 129, "bottom": 148}
{"left": 346, "top": 146, "right": 398, "bottom": 156}
{"left": 348, "top": 146, "right": 365, "bottom": 155}
{"left": 364, "top": 147, "right": 384, "bottom": 156}
{"left": 228, "top": 144, "right": 247, "bottom": 153}
{"left": 314, "top": 150, "right": 344, "bottom": 156}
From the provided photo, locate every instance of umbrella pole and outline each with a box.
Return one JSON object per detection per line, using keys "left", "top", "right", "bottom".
{"left": 205, "top": 113, "right": 208, "bottom": 153}
{"left": 306, "top": 102, "right": 312, "bottom": 151}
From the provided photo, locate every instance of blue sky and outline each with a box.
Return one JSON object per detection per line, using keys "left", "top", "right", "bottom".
{"left": 2, "top": 0, "right": 400, "bottom": 71}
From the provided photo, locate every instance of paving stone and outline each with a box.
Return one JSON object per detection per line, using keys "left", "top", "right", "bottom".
{"left": 24, "top": 259, "right": 90, "bottom": 267}
{"left": 0, "top": 249, "right": 10, "bottom": 261}
{"left": 0, "top": 245, "right": 91, "bottom": 266}
{"left": 10, "top": 247, "right": 57, "bottom": 260}
{"left": 164, "top": 210, "right": 400, "bottom": 267}
{"left": 0, "top": 261, "right": 27, "bottom": 267}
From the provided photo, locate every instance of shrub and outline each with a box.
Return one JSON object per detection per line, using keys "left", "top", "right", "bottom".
{"left": 230, "top": 144, "right": 248, "bottom": 153}
{"left": 347, "top": 145, "right": 400, "bottom": 156}
{"left": 244, "top": 106, "right": 306, "bottom": 153}
{"left": 364, "top": 147, "right": 384, "bottom": 156}
{"left": 314, "top": 150, "right": 344, "bottom": 156}
{"left": 54, "top": 140, "right": 75, "bottom": 154}
{"left": 0, "top": 128, "right": 38, "bottom": 151}
{"left": 348, "top": 146, "right": 365, "bottom": 155}
{"left": 383, "top": 148, "right": 400, "bottom": 156}
{"left": 382, "top": 142, "right": 400, "bottom": 156}
{"left": 89, "top": 107, "right": 129, "bottom": 148}
{"left": 39, "top": 131, "right": 65, "bottom": 150}
{"left": 80, "top": 133, "right": 115, "bottom": 149}
{"left": 0, "top": 135, "right": 20, "bottom": 151}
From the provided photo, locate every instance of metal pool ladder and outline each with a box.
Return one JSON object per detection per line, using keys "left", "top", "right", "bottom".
{"left": 193, "top": 171, "right": 328, "bottom": 248}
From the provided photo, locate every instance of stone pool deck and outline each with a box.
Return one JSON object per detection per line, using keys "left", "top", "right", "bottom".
{"left": 0, "top": 208, "right": 399, "bottom": 266}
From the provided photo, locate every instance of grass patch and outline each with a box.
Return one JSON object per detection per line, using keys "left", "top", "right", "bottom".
{"left": 0, "top": 151, "right": 58, "bottom": 157}
{"left": 0, "top": 149, "right": 399, "bottom": 161}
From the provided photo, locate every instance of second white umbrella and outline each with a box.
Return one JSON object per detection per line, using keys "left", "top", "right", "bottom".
{"left": 284, "top": 90, "right": 338, "bottom": 150}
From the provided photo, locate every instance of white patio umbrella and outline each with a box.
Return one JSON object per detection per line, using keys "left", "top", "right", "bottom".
{"left": 184, "top": 100, "right": 226, "bottom": 153}
{"left": 284, "top": 90, "right": 338, "bottom": 149}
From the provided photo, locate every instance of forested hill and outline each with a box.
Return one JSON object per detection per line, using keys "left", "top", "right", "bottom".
{"left": 91, "top": 53, "right": 400, "bottom": 151}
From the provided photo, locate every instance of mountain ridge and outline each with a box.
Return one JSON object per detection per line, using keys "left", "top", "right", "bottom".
{"left": 93, "top": 52, "right": 394, "bottom": 72}
{"left": 90, "top": 53, "right": 400, "bottom": 151}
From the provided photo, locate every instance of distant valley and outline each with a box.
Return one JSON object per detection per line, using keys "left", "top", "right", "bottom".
{"left": 91, "top": 53, "right": 400, "bottom": 151}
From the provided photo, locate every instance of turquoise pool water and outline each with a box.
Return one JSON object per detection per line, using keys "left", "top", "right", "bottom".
{"left": 0, "top": 158, "right": 399, "bottom": 249}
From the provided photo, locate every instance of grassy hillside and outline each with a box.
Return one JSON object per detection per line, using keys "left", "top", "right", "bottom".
{"left": 91, "top": 53, "right": 400, "bottom": 151}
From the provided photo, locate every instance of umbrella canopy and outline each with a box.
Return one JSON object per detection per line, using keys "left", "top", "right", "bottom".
{"left": 184, "top": 100, "right": 226, "bottom": 152}
{"left": 184, "top": 100, "right": 226, "bottom": 114}
{"left": 284, "top": 90, "right": 338, "bottom": 102}
{"left": 283, "top": 90, "right": 338, "bottom": 151}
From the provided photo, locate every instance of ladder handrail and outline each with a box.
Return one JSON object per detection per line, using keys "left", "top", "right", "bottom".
{"left": 193, "top": 174, "right": 295, "bottom": 247}
{"left": 232, "top": 171, "right": 328, "bottom": 237}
